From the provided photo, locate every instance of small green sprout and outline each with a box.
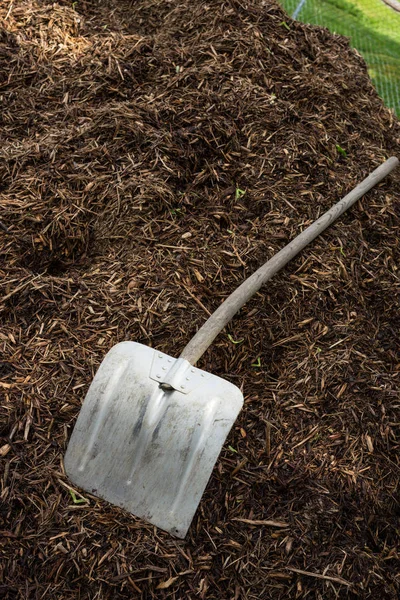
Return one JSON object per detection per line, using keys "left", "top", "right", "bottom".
{"left": 170, "top": 207, "right": 183, "bottom": 218}
{"left": 280, "top": 21, "right": 291, "bottom": 31}
{"left": 235, "top": 186, "right": 246, "bottom": 200}
{"left": 228, "top": 334, "right": 244, "bottom": 344}
{"left": 335, "top": 144, "right": 347, "bottom": 157}
{"left": 251, "top": 357, "right": 261, "bottom": 367}
{"left": 228, "top": 446, "right": 238, "bottom": 453}
{"left": 69, "top": 489, "right": 88, "bottom": 504}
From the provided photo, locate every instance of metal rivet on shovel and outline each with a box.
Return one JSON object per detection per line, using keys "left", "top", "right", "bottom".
{"left": 65, "top": 157, "right": 398, "bottom": 538}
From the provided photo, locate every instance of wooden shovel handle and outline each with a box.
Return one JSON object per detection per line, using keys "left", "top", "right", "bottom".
{"left": 179, "top": 157, "right": 399, "bottom": 366}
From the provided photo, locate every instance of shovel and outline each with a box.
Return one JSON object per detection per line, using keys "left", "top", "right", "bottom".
{"left": 65, "top": 157, "right": 398, "bottom": 538}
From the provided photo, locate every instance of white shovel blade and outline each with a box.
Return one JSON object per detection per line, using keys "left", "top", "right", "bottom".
{"left": 64, "top": 342, "right": 243, "bottom": 538}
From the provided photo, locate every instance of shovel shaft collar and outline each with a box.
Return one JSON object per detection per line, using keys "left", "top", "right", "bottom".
{"left": 150, "top": 353, "right": 211, "bottom": 394}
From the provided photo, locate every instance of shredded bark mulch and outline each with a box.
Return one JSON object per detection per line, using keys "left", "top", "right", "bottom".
{"left": 1, "top": 1, "right": 399, "bottom": 598}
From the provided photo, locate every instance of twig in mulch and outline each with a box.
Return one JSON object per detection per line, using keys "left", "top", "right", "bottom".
{"left": 286, "top": 567, "right": 351, "bottom": 587}
{"left": 181, "top": 282, "right": 212, "bottom": 316}
{"left": 233, "top": 518, "right": 289, "bottom": 528}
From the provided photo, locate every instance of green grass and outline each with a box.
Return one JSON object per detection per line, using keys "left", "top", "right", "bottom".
{"left": 280, "top": 0, "right": 400, "bottom": 115}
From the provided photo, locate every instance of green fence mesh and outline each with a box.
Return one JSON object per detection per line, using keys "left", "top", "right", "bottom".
{"left": 279, "top": 0, "right": 400, "bottom": 116}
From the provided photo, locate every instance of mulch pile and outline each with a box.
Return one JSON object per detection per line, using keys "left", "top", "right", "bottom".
{"left": 1, "top": 0, "right": 400, "bottom": 598}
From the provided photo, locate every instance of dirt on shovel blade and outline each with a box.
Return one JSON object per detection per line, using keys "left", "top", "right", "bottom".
{"left": 1, "top": 0, "right": 399, "bottom": 598}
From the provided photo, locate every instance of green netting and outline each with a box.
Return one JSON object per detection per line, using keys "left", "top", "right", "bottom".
{"left": 280, "top": 0, "right": 400, "bottom": 116}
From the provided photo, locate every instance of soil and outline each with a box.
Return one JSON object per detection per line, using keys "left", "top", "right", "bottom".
{"left": 1, "top": 1, "right": 399, "bottom": 598}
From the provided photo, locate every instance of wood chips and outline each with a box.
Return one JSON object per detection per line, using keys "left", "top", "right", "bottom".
{"left": 1, "top": 0, "right": 399, "bottom": 598}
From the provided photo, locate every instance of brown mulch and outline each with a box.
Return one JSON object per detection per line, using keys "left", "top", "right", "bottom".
{"left": 1, "top": 0, "right": 399, "bottom": 598}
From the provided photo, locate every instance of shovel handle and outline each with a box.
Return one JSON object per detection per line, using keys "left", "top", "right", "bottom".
{"left": 179, "top": 156, "right": 399, "bottom": 366}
